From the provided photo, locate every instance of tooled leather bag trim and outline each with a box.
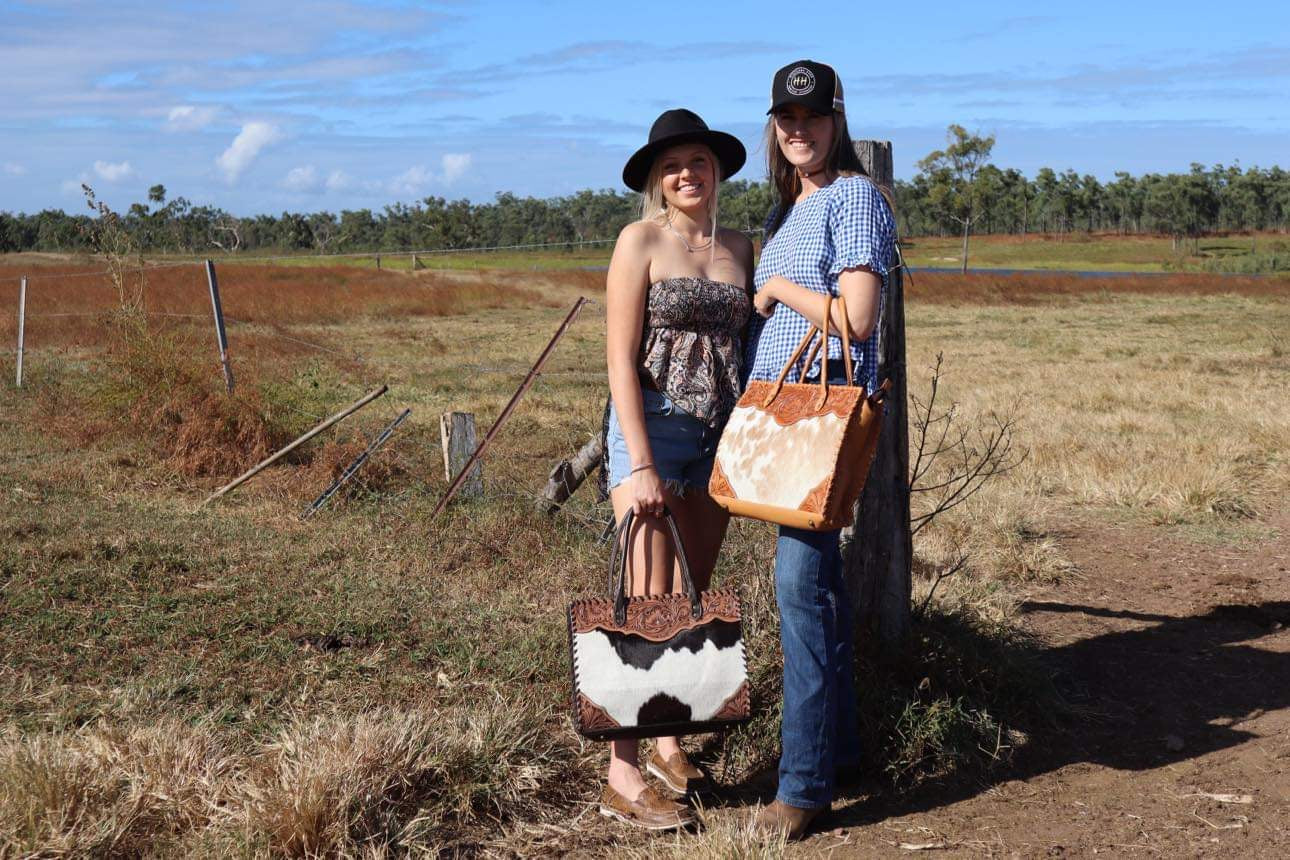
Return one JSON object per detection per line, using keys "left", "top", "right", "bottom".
{"left": 708, "top": 457, "right": 735, "bottom": 500}
{"left": 711, "top": 681, "right": 752, "bottom": 721}
{"left": 738, "top": 379, "right": 863, "bottom": 427}
{"left": 574, "top": 693, "right": 621, "bottom": 734}
{"left": 569, "top": 588, "right": 742, "bottom": 639}
{"left": 818, "top": 395, "right": 885, "bottom": 524}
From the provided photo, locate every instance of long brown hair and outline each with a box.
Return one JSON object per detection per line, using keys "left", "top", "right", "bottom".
{"left": 764, "top": 103, "right": 867, "bottom": 237}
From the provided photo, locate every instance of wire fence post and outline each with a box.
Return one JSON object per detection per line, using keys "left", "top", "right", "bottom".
{"left": 15, "top": 276, "right": 26, "bottom": 387}
{"left": 204, "top": 259, "right": 235, "bottom": 394}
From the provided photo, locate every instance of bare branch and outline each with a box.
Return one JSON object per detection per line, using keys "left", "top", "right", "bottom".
{"left": 916, "top": 553, "right": 969, "bottom": 618}
{"left": 907, "top": 355, "right": 1028, "bottom": 537}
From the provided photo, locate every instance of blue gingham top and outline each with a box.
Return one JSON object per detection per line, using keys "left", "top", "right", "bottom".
{"left": 745, "top": 175, "right": 896, "bottom": 392}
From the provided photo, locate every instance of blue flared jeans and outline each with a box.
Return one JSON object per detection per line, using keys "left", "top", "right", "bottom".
{"left": 774, "top": 523, "right": 861, "bottom": 809}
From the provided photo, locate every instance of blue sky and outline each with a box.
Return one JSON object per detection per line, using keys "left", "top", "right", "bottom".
{"left": 1, "top": 0, "right": 1287, "bottom": 215}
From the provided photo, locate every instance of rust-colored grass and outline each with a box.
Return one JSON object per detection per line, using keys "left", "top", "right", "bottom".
{"left": 906, "top": 270, "right": 1286, "bottom": 305}
{"left": 0, "top": 263, "right": 556, "bottom": 350}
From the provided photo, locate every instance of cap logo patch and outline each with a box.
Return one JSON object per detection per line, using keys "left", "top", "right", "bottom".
{"left": 786, "top": 67, "right": 815, "bottom": 96}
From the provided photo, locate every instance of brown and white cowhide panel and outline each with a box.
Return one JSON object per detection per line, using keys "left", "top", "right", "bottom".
{"left": 572, "top": 620, "right": 746, "bottom": 728}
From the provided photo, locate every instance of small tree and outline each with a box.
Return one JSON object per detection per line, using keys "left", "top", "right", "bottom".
{"left": 917, "top": 125, "right": 996, "bottom": 273}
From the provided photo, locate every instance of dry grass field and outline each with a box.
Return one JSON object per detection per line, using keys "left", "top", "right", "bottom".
{"left": 0, "top": 259, "right": 1287, "bottom": 856}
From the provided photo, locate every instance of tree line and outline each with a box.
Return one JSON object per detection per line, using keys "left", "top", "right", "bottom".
{"left": 2, "top": 144, "right": 1287, "bottom": 258}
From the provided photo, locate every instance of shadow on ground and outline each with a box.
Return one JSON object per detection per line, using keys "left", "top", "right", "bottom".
{"left": 824, "top": 599, "right": 1290, "bottom": 827}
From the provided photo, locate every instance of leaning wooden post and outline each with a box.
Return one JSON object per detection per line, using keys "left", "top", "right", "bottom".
{"left": 440, "top": 412, "right": 483, "bottom": 498}
{"left": 844, "top": 139, "right": 912, "bottom": 646}
{"left": 536, "top": 434, "right": 603, "bottom": 514}
{"left": 200, "top": 384, "right": 388, "bottom": 507}
{"left": 430, "top": 296, "right": 589, "bottom": 521}
{"left": 15, "top": 276, "right": 26, "bottom": 387}
{"left": 204, "top": 260, "right": 234, "bottom": 394}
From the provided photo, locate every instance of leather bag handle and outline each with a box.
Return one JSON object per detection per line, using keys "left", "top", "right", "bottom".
{"left": 607, "top": 506, "right": 702, "bottom": 625}
{"left": 763, "top": 293, "right": 856, "bottom": 408}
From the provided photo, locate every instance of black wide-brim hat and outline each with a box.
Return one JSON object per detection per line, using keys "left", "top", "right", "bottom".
{"left": 622, "top": 108, "right": 746, "bottom": 193}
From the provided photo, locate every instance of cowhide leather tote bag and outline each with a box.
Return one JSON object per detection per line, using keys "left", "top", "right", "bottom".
{"left": 709, "top": 295, "right": 890, "bottom": 531}
{"left": 568, "top": 508, "right": 750, "bottom": 741}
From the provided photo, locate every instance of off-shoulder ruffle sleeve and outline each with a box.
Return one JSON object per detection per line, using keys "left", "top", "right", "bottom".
{"left": 826, "top": 176, "right": 896, "bottom": 279}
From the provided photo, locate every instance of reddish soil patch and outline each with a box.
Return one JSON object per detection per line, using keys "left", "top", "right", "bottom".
{"left": 816, "top": 512, "right": 1290, "bottom": 856}
{"left": 907, "top": 271, "right": 1287, "bottom": 305}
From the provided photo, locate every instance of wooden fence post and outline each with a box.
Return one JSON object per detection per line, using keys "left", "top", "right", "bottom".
{"left": 430, "top": 296, "right": 589, "bottom": 521}
{"left": 440, "top": 412, "right": 482, "bottom": 498}
{"left": 375, "top": 254, "right": 382, "bottom": 270}
{"left": 844, "top": 139, "right": 912, "bottom": 646}
{"left": 15, "top": 276, "right": 26, "bottom": 387}
{"left": 204, "top": 260, "right": 234, "bottom": 394}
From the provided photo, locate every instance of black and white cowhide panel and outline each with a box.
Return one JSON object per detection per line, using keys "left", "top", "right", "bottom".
{"left": 572, "top": 620, "right": 746, "bottom": 728}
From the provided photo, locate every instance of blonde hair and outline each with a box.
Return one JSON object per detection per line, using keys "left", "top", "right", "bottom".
{"left": 638, "top": 144, "right": 722, "bottom": 261}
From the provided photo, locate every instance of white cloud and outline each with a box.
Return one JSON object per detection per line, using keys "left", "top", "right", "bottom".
{"left": 3, "top": 162, "right": 27, "bottom": 176}
{"left": 385, "top": 156, "right": 472, "bottom": 196}
{"left": 164, "top": 104, "right": 218, "bottom": 132}
{"left": 282, "top": 164, "right": 320, "bottom": 193}
{"left": 441, "top": 152, "right": 471, "bottom": 183}
{"left": 216, "top": 121, "right": 283, "bottom": 182}
{"left": 93, "top": 160, "right": 135, "bottom": 182}
{"left": 389, "top": 164, "right": 434, "bottom": 196}
{"left": 326, "top": 169, "right": 354, "bottom": 191}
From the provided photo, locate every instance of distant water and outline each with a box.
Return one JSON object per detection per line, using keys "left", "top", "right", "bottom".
{"left": 910, "top": 267, "right": 1274, "bottom": 278}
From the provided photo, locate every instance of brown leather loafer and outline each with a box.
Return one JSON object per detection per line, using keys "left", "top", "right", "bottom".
{"left": 751, "top": 799, "right": 823, "bottom": 840}
{"left": 646, "top": 749, "right": 709, "bottom": 795}
{"left": 599, "top": 785, "right": 696, "bottom": 831}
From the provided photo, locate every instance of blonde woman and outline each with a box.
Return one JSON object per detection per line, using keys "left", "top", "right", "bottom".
{"left": 599, "top": 109, "right": 753, "bottom": 830}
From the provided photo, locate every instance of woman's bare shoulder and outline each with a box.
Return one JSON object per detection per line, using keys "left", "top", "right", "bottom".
{"left": 617, "top": 219, "right": 664, "bottom": 247}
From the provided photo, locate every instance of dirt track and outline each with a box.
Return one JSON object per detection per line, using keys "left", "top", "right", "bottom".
{"left": 815, "top": 511, "right": 1290, "bottom": 856}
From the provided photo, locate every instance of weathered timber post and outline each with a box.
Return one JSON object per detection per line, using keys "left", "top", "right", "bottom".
{"left": 844, "top": 139, "right": 912, "bottom": 646}
{"left": 15, "top": 277, "right": 26, "bottom": 387}
{"left": 440, "top": 412, "right": 483, "bottom": 499}
{"left": 536, "top": 435, "right": 603, "bottom": 514}
{"left": 204, "top": 260, "right": 235, "bottom": 394}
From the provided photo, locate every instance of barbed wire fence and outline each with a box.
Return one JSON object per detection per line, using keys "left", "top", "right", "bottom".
{"left": 1, "top": 251, "right": 614, "bottom": 530}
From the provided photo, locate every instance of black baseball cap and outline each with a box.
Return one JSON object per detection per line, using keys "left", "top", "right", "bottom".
{"left": 767, "top": 60, "right": 845, "bottom": 116}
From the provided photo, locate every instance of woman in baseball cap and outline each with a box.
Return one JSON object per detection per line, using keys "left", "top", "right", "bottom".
{"left": 744, "top": 60, "right": 898, "bottom": 839}
{"left": 597, "top": 109, "right": 753, "bottom": 830}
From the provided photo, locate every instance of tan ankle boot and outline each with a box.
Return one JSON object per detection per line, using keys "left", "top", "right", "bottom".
{"left": 751, "top": 799, "right": 822, "bottom": 840}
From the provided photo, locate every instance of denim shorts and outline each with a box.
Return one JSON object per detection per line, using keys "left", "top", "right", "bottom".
{"left": 606, "top": 388, "right": 721, "bottom": 496}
